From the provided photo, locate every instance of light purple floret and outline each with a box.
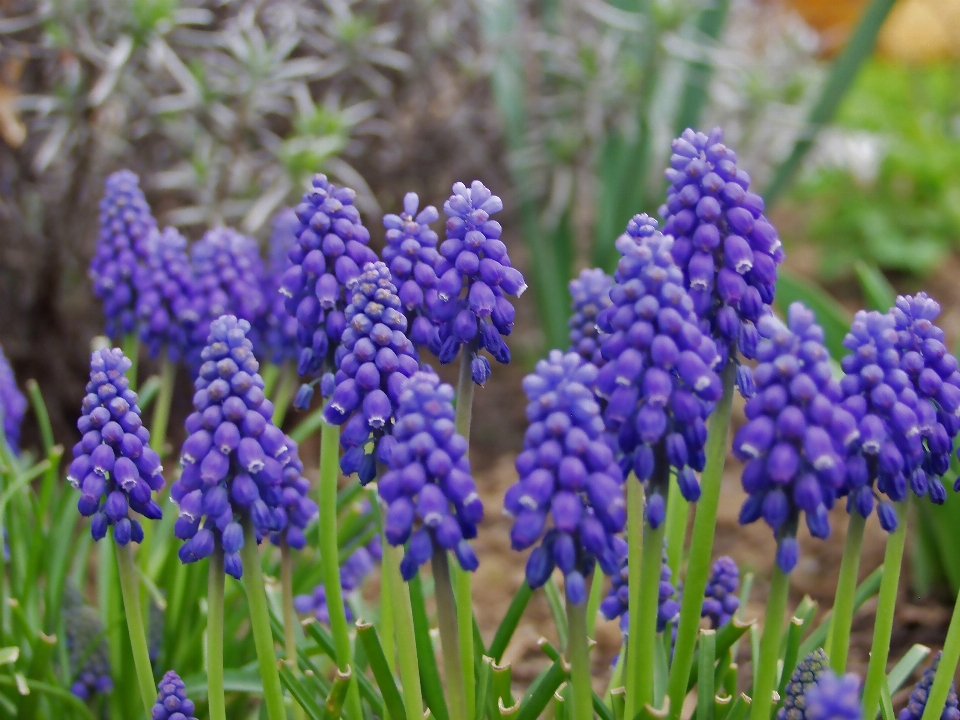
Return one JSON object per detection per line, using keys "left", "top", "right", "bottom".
{"left": 568, "top": 268, "right": 613, "bottom": 368}
{"left": 294, "top": 537, "right": 381, "bottom": 624}
{"left": 257, "top": 208, "right": 301, "bottom": 365}
{"left": 152, "top": 670, "right": 198, "bottom": 720}
{"left": 0, "top": 344, "right": 26, "bottom": 453}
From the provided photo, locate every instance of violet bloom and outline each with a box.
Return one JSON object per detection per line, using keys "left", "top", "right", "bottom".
{"left": 595, "top": 225, "right": 722, "bottom": 528}
{"left": 152, "top": 671, "right": 198, "bottom": 720}
{"left": 702, "top": 556, "right": 740, "bottom": 629}
{"left": 732, "top": 303, "right": 847, "bottom": 573}
{"left": 380, "top": 371, "right": 483, "bottom": 580}
{"left": 257, "top": 208, "right": 301, "bottom": 365}
{"left": 90, "top": 170, "right": 157, "bottom": 339}
{"left": 323, "top": 262, "right": 420, "bottom": 482}
{"left": 0, "top": 344, "right": 26, "bottom": 453}
{"left": 659, "top": 128, "right": 783, "bottom": 373}
{"left": 170, "top": 315, "right": 294, "bottom": 579}
{"left": 294, "top": 538, "right": 380, "bottom": 624}
{"left": 899, "top": 653, "right": 960, "bottom": 720}
{"left": 382, "top": 193, "right": 442, "bottom": 353}
{"left": 65, "top": 586, "right": 113, "bottom": 700}
{"left": 280, "top": 175, "right": 378, "bottom": 392}
{"left": 189, "top": 227, "right": 267, "bottom": 368}
{"left": 431, "top": 181, "right": 525, "bottom": 384}
{"left": 67, "top": 348, "right": 164, "bottom": 545}
{"left": 804, "top": 671, "right": 863, "bottom": 720}
{"left": 568, "top": 268, "right": 613, "bottom": 368}
{"left": 267, "top": 435, "right": 318, "bottom": 550}
{"left": 505, "top": 350, "right": 625, "bottom": 604}
{"left": 136, "top": 227, "right": 201, "bottom": 362}
{"left": 601, "top": 541, "right": 678, "bottom": 635}
{"left": 778, "top": 649, "right": 829, "bottom": 720}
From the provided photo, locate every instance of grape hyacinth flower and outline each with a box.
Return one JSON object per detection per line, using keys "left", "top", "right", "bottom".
{"left": 702, "top": 556, "right": 740, "bottom": 629}
{"left": 382, "top": 192, "right": 442, "bottom": 352}
{"left": 431, "top": 181, "right": 525, "bottom": 383}
{"left": 778, "top": 649, "right": 830, "bottom": 720}
{"left": 659, "top": 127, "right": 784, "bottom": 371}
{"left": 136, "top": 226, "right": 200, "bottom": 362}
{"left": 322, "top": 262, "right": 420, "bottom": 482}
{"left": 380, "top": 371, "right": 483, "bottom": 579}
{"left": 268, "top": 436, "right": 318, "bottom": 550}
{"left": 899, "top": 653, "right": 960, "bottom": 720}
{"left": 280, "top": 175, "right": 378, "bottom": 399}
{"left": 505, "top": 350, "right": 625, "bottom": 604}
{"left": 152, "top": 671, "right": 198, "bottom": 720}
{"left": 601, "top": 542, "right": 679, "bottom": 635}
{"left": 90, "top": 170, "right": 158, "bottom": 339}
{"left": 190, "top": 228, "right": 267, "bottom": 367}
{"left": 67, "top": 348, "right": 164, "bottom": 544}
{"left": 568, "top": 268, "right": 613, "bottom": 368}
{"left": 170, "top": 315, "right": 293, "bottom": 579}
{"left": 257, "top": 209, "right": 301, "bottom": 365}
{"left": 732, "top": 303, "right": 848, "bottom": 572}
{"left": 64, "top": 587, "right": 113, "bottom": 700}
{"left": 804, "top": 671, "right": 863, "bottom": 720}
{"left": 0, "top": 344, "right": 26, "bottom": 453}
{"left": 294, "top": 539, "right": 381, "bottom": 624}
{"left": 595, "top": 226, "right": 722, "bottom": 526}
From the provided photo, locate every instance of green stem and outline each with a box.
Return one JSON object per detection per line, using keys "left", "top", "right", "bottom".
{"left": 433, "top": 550, "right": 470, "bottom": 720}
{"left": 637, "top": 515, "right": 667, "bottom": 710}
{"left": 319, "top": 421, "right": 364, "bottom": 720}
{"left": 368, "top": 487, "right": 396, "bottom": 675}
{"left": 663, "top": 470, "right": 688, "bottom": 584}
{"left": 281, "top": 541, "right": 306, "bottom": 720}
{"left": 122, "top": 333, "right": 140, "bottom": 388}
{"left": 566, "top": 598, "right": 593, "bottom": 720}
{"left": 667, "top": 363, "right": 735, "bottom": 720}
{"left": 272, "top": 363, "right": 297, "bottom": 428}
{"left": 920, "top": 580, "right": 960, "bottom": 720}
{"left": 384, "top": 543, "right": 424, "bottom": 720}
{"left": 749, "top": 565, "right": 791, "bottom": 720}
{"left": 207, "top": 545, "right": 226, "bottom": 720}
{"left": 239, "top": 516, "right": 287, "bottom": 720}
{"left": 115, "top": 541, "right": 156, "bottom": 718}
{"left": 585, "top": 569, "right": 604, "bottom": 639}
{"left": 150, "top": 358, "right": 176, "bottom": 456}
{"left": 827, "top": 513, "right": 866, "bottom": 674}
{"left": 862, "top": 501, "right": 909, "bottom": 719}
{"left": 454, "top": 343, "right": 477, "bottom": 720}
{"left": 625, "top": 477, "right": 645, "bottom": 720}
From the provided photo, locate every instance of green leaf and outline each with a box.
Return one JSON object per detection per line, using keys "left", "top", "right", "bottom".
{"left": 516, "top": 660, "right": 568, "bottom": 720}
{"left": 543, "top": 578, "right": 568, "bottom": 649}
{"left": 887, "top": 644, "right": 931, "bottom": 695}
{"left": 278, "top": 664, "right": 325, "bottom": 720}
{"left": 775, "top": 270, "right": 851, "bottom": 360}
{"left": 879, "top": 678, "right": 896, "bottom": 720}
{"left": 798, "top": 566, "right": 883, "bottom": 658}
{"left": 688, "top": 619, "right": 754, "bottom": 692}
{"left": 853, "top": 261, "right": 896, "bottom": 311}
{"left": 698, "top": 630, "right": 717, "bottom": 720}
{"left": 409, "top": 575, "right": 451, "bottom": 720}
{"left": 182, "top": 669, "right": 264, "bottom": 696}
{"left": 356, "top": 620, "right": 407, "bottom": 720}
{"left": 0, "top": 647, "right": 19, "bottom": 665}
{"left": 488, "top": 582, "right": 533, "bottom": 663}
{"left": 777, "top": 617, "right": 805, "bottom": 702}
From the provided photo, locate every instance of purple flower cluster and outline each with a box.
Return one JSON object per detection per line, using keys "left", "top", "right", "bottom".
{"left": 596, "top": 224, "right": 722, "bottom": 527}
{"left": 190, "top": 228, "right": 266, "bottom": 366}
{"left": 778, "top": 649, "right": 829, "bottom": 720}
{"left": 506, "top": 350, "right": 625, "bottom": 604}
{"left": 91, "top": 171, "right": 158, "bottom": 339}
{"left": 136, "top": 227, "right": 200, "bottom": 362}
{"left": 804, "top": 672, "right": 862, "bottom": 720}
{"left": 899, "top": 653, "right": 960, "bottom": 720}
{"left": 382, "top": 193, "right": 442, "bottom": 352}
{"left": 280, "top": 175, "right": 377, "bottom": 383}
{"left": 67, "top": 348, "right": 164, "bottom": 544}
{"left": 257, "top": 209, "right": 301, "bottom": 365}
{"left": 600, "top": 542, "right": 678, "bottom": 635}
{"left": 381, "top": 371, "right": 482, "bottom": 580}
{"left": 659, "top": 128, "right": 783, "bottom": 366}
{"left": 294, "top": 538, "right": 381, "bottom": 624}
{"left": 568, "top": 268, "right": 613, "bottom": 368}
{"left": 171, "top": 316, "right": 293, "bottom": 579}
{"left": 431, "top": 181, "right": 524, "bottom": 384}
{"left": 733, "top": 304, "right": 848, "bottom": 573}
{"left": 702, "top": 556, "right": 740, "bottom": 629}
{"left": 0, "top": 344, "right": 26, "bottom": 453}
{"left": 267, "top": 436, "right": 318, "bottom": 550}
{"left": 65, "top": 587, "right": 113, "bottom": 700}
{"left": 152, "top": 671, "right": 198, "bottom": 720}
{"left": 323, "top": 262, "right": 420, "bottom": 482}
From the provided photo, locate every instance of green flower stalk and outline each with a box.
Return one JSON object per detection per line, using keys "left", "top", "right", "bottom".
{"left": 207, "top": 546, "right": 226, "bottom": 720}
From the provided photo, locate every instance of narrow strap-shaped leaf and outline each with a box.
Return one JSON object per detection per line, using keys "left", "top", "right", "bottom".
{"left": 488, "top": 582, "right": 533, "bottom": 662}
{"left": 594, "top": 690, "right": 615, "bottom": 720}
{"left": 516, "top": 660, "right": 568, "bottom": 720}
{"left": 887, "top": 644, "right": 931, "bottom": 696}
{"left": 639, "top": 697, "right": 671, "bottom": 720}
{"left": 854, "top": 261, "right": 896, "bottom": 312}
{"left": 490, "top": 660, "right": 515, "bottom": 720}
{"left": 302, "top": 621, "right": 385, "bottom": 718}
{"left": 611, "top": 687, "right": 626, "bottom": 720}
{"left": 278, "top": 662, "right": 325, "bottom": 720}
{"left": 687, "top": 619, "right": 754, "bottom": 692}
{"left": 879, "top": 678, "right": 897, "bottom": 720}
{"left": 543, "top": 579, "right": 568, "bottom": 649}
{"left": 698, "top": 630, "right": 717, "bottom": 720}
{"left": 357, "top": 620, "right": 407, "bottom": 720}
{"left": 409, "top": 575, "right": 451, "bottom": 720}
{"left": 725, "top": 694, "right": 750, "bottom": 720}
{"left": 715, "top": 694, "right": 733, "bottom": 720}
{"left": 798, "top": 566, "right": 883, "bottom": 658}
{"left": 777, "top": 618, "right": 805, "bottom": 702}
{"left": 475, "top": 656, "right": 494, "bottom": 720}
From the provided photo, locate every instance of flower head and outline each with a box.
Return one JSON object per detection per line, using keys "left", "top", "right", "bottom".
{"left": 506, "top": 350, "right": 625, "bottom": 604}
{"left": 600, "top": 542, "right": 678, "bottom": 635}
{"left": 596, "top": 225, "right": 722, "bottom": 527}
{"left": 568, "top": 268, "right": 613, "bottom": 368}
{"left": 804, "top": 671, "right": 863, "bottom": 720}
{"left": 659, "top": 128, "right": 782, "bottom": 371}
{"left": 91, "top": 171, "right": 157, "bottom": 339}
{"left": 322, "top": 262, "right": 420, "bottom": 481}
{"left": 280, "top": 175, "right": 377, "bottom": 380}
{"left": 257, "top": 209, "right": 301, "bottom": 365}
{"left": 267, "top": 436, "right": 318, "bottom": 550}
{"left": 136, "top": 227, "right": 201, "bottom": 362}
{"left": 431, "top": 181, "right": 524, "bottom": 381}
{"left": 64, "top": 586, "right": 113, "bottom": 700}
{"left": 702, "top": 556, "right": 740, "bottom": 629}
{"left": 0, "top": 344, "right": 27, "bottom": 453}
{"left": 380, "top": 371, "right": 482, "bottom": 579}
{"left": 899, "top": 652, "right": 960, "bottom": 720}
{"left": 778, "top": 649, "right": 830, "bottom": 720}
{"left": 152, "top": 671, "right": 198, "bottom": 720}
{"left": 294, "top": 538, "right": 380, "bottom": 624}
{"left": 190, "top": 228, "right": 266, "bottom": 367}
{"left": 170, "top": 316, "right": 295, "bottom": 578}
{"left": 383, "top": 192, "right": 442, "bottom": 351}
{"left": 733, "top": 303, "right": 846, "bottom": 572}
{"left": 68, "top": 348, "right": 164, "bottom": 544}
